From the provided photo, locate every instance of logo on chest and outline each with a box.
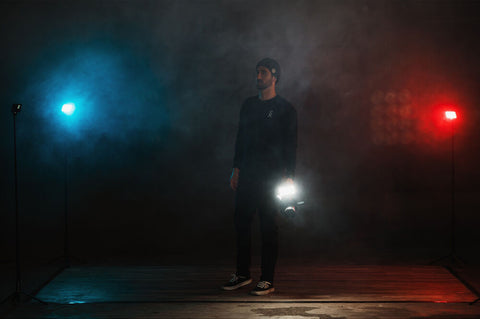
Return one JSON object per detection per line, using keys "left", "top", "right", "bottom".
{"left": 266, "top": 110, "right": 274, "bottom": 119}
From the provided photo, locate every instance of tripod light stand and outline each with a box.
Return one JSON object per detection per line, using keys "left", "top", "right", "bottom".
{"left": 430, "top": 110, "right": 463, "bottom": 266}
{"left": 0, "top": 104, "right": 46, "bottom": 305}
{"left": 49, "top": 103, "right": 78, "bottom": 268}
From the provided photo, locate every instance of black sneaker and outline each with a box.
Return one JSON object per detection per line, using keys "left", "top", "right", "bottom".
{"left": 250, "top": 280, "right": 275, "bottom": 295}
{"left": 221, "top": 274, "right": 252, "bottom": 290}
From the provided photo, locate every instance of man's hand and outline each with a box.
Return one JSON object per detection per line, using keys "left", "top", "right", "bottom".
{"left": 230, "top": 168, "right": 240, "bottom": 191}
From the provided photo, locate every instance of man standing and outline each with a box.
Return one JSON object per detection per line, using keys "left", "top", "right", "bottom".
{"left": 222, "top": 58, "right": 297, "bottom": 295}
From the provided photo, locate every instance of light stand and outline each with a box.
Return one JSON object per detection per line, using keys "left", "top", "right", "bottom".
{"left": 49, "top": 104, "right": 82, "bottom": 268}
{"left": 61, "top": 103, "right": 74, "bottom": 267}
{"left": 49, "top": 142, "right": 71, "bottom": 267}
{"left": 61, "top": 140, "right": 80, "bottom": 267}
{"left": 64, "top": 144, "right": 70, "bottom": 267}
{"left": 430, "top": 111, "right": 463, "bottom": 266}
{"left": 49, "top": 143, "right": 71, "bottom": 267}
{"left": 0, "top": 104, "right": 46, "bottom": 305}
{"left": 47, "top": 144, "right": 77, "bottom": 268}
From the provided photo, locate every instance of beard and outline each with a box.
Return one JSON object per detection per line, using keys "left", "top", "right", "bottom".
{"left": 256, "top": 78, "right": 273, "bottom": 90}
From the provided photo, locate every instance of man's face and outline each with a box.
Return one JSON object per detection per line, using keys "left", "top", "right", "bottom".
{"left": 256, "top": 66, "right": 276, "bottom": 90}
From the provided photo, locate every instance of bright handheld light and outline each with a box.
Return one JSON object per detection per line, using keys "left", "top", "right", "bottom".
{"left": 62, "top": 103, "right": 76, "bottom": 116}
{"left": 276, "top": 183, "right": 297, "bottom": 200}
{"left": 445, "top": 111, "right": 457, "bottom": 120}
{"left": 275, "top": 181, "right": 304, "bottom": 217}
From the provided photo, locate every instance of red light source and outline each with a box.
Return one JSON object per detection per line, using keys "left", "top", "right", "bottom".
{"left": 445, "top": 111, "right": 457, "bottom": 120}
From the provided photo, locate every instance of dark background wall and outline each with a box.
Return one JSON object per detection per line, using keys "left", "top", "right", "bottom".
{"left": 1, "top": 0, "right": 480, "bottom": 264}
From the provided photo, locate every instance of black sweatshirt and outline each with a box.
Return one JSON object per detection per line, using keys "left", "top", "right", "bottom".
{"left": 233, "top": 95, "right": 297, "bottom": 180}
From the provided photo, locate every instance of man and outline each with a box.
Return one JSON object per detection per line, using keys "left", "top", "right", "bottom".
{"left": 222, "top": 58, "right": 297, "bottom": 295}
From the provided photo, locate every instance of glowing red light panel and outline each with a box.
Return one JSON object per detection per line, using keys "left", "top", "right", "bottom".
{"left": 445, "top": 111, "right": 457, "bottom": 120}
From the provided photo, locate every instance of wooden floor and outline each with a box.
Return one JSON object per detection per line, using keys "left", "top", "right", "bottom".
{"left": 5, "top": 301, "right": 480, "bottom": 319}
{"left": 32, "top": 265, "right": 476, "bottom": 303}
{"left": 2, "top": 264, "right": 480, "bottom": 318}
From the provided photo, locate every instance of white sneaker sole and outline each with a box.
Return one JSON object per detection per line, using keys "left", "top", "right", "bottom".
{"left": 221, "top": 278, "right": 252, "bottom": 291}
{"left": 250, "top": 287, "right": 275, "bottom": 296}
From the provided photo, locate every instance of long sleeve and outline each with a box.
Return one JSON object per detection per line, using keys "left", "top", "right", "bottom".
{"left": 283, "top": 106, "right": 297, "bottom": 178}
{"left": 233, "top": 103, "right": 246, "bottom": 169}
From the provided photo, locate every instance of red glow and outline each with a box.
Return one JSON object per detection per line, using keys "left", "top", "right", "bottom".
{"left": 445, "top": 111, "right": 457, "bottom": 120}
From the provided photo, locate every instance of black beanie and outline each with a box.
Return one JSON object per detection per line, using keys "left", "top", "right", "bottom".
{"left": 256, "top": 58, "right": 281, "bottom": 83}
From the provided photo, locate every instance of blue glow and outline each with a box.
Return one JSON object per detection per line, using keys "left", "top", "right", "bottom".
{"left": 24, "top": 43, "right": 170, "bottom": 153}
{"left": 62, "top": 103, "right": 76, "bottom": 116}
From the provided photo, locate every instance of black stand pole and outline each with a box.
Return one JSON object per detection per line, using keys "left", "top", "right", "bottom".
{"left": 64, "top": 144, "right": 70, "bottom": 267}
{"left": 430, "top": 120, "right": 463, "bottom": 266}
{"left": 0, "top": 105, "right": 47, "bottom": 305}
{"left": 48, "top": 146, "right": 71, "bottom": 267}
{"left": 48, "top": 133, "right": 83, "bottom": 267}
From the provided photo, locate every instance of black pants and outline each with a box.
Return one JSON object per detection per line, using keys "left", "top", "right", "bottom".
{"left": 234, "top": 178, "right": 279, "bottom": 283}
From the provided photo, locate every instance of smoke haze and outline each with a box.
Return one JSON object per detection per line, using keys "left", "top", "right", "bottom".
{"left": 1, "top": 0, "right": 480, "bottom": 263}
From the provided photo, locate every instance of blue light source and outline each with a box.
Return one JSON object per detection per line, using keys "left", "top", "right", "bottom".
{"left": 61, "top": 103, "right": 76, "bottom": 116}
